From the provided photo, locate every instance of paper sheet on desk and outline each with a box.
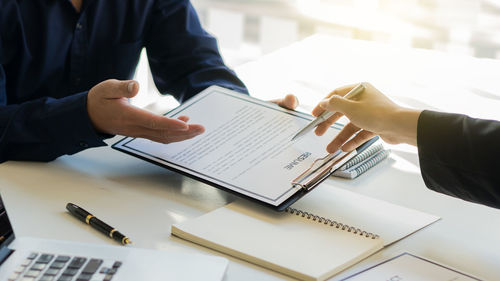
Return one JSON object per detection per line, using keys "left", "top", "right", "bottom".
{"left": 341, "top": 253, "right": 481, "bottom": 281}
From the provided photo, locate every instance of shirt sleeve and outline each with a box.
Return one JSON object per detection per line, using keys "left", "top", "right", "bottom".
{"left": 417, "top": 110, "right": 500, "bottom": 209}
{"left": 144, "top": 0, "right": 248, "bottom": 102}
{"left": 0, "top": 2, "right": 107, "bottom": 163}
{"left": 0, "top": 69, "right": 107, "bottom": 162}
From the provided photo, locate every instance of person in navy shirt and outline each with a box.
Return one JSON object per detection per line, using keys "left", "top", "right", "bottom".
{"left": 0, "top": 0, "right": 298, "bottom": 162}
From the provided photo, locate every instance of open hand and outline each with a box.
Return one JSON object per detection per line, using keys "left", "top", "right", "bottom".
{"left": 87, "top": 79, "right": 205, "bottom": 144}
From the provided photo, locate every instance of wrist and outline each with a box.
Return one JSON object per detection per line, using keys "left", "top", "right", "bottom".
{"left": 391, "top": 108, "right": 422, "bottom": 146}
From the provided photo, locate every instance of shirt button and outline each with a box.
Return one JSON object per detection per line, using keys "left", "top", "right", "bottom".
{"left": 76, "top": 23, "right": 83, "bottom": 30}
{"left": 79, "top": 141, "right": 89, "bottom": 148}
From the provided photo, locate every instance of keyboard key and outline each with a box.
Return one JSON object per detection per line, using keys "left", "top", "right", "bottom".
{"left": 62, "top": 268, "right": 79, "bottom": 276}
{"left": 40, "top": 275, "right": 55, "bottom": 281}
{"left": 21, "top": 258, "right": 32, "bottom": 266}
{"left": 76, "top": 273, "right": 93, "bottom": 281}
{"left": 20, "top": 277, "right": 36, "bottom": 281}
{"left": 27, "top": 253, "right": 38, "bottom": 260}
{"left": 24, "top": 269, "right": 41, "bottom": 277}
{"left": 82, "top": 258, "right": 102, "bottom": 274}
{"left": 57, "top": 276, "right": 73, "bottom": 281}
{"left": 112, "top": 261, "right": 122, "bottom": 268}
{"left": 103, "top": 274, "right": 115, "bottom": 281}
{"left": 108, "top": 268, "right": 117, "bottom": 275}
{"left": 37, "top": 254, "right": 54, "bottom": 264}
{"left": 68, "top": 257, "right": 87, "bottom": 269}
{"left": 50, "top": 262, "right": 66, "bottom": 269}
{"left": 30, "top": 262, "right": 47, "bottom": 271}
{"left": 99, "top": 267, "right": 111, "bottom": 274}
{"left": 55, "top": 255, "right": 71, "bottom": 263}
{"left": 44, "top": 268, "right": 60, "bottom": 276}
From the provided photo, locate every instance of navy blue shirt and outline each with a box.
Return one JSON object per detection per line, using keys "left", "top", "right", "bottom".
{"left": 0, "top": 0, "right": 247, "bottom": 162}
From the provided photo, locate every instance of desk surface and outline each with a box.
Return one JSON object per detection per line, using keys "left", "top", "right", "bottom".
{"left": 1, "top": 35, "right": 499, "bottom": 280}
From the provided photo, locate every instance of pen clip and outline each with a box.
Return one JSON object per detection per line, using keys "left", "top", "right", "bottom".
{"left": 292, "top": 150, "right": 356, "bottom": 190}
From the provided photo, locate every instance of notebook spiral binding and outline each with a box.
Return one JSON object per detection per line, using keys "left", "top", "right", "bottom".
{"left": 343, "top": 144, "right": 384, "bottom": 170}
{"left": 353, "top": 149, "right": 390, "bottom": 175}
{"left": 285, "top": 207, "right": 380, "bottom": 239}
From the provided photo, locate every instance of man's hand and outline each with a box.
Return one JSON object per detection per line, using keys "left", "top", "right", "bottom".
{"left": 87, "top": 79, "right": 204, "bottom": 144}
{"left": 270, "top": 94, "right": 299, "bottom": 110}
{"left": 312, "top": 82, "right": 422, "bottom": 153}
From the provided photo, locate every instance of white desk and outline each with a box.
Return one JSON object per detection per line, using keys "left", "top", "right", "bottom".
{"left": 1, "top": 35, "right": 499, "bottom": 280}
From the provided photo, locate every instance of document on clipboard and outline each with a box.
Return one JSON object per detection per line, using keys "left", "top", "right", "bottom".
{"left": 113, "top": 86, "right": 376, "bottom": 210}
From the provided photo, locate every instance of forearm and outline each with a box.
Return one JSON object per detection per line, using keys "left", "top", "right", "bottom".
{"left": 417, "top": 110, "right": 500, "bottom": 208}
{"left": 0, "top": 92, "right": 107, "bottom": 162}
{"left": 146, "top": 0, "right": 247, "bottom": 102}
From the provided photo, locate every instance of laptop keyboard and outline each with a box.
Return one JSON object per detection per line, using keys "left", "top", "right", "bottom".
{"left": 8, "top": 252, "right": 122, "bottom": 281}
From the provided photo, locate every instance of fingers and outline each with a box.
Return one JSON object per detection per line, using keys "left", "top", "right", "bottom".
{"left": 125, "top": 106, "right": 189, "bottom": 131}
{"left": 313, "top": 95, "right": 356, "bottom": 136}
{"left": 117, "top": 102, "right": 205, "bottom": 144}
{"left": 102, "top": 80, "right": 140, "bottom": 99}
{"left": 311, "top": 85, "right": 359, "bottom": 137}
{"left": 270, "top": 94, "right": 299, "bottom": 110}
{"left": 281, "top": 94, "right": 299, "bottom": 110}
{"left": 318, "top": 95, "right": 355, "bottom": 115}
{"left": 326, "top": 122, "right": 360, "bottom": 153}
{"left": 135, "top": 124, "right": 205, "bottom": 144}
{"left": 340, "top": 130, "right": 377, "bottom": 152}
{"left": 312, "top": 84, "right": 357, "bottom": 116}
{"left": 177, "top": 116, "right": 189, "bottom": 122}
{"left": 314, "top": 112, "right": 344, "bottom": 136}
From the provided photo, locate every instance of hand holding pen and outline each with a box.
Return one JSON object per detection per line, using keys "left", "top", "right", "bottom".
{"left": 292, "top": 83, "right": 366, "bottom": 142}
{"left": 311, "top": 82, "right": 421, "bottom": 153}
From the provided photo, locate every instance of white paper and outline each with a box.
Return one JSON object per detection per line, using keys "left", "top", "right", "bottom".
{"left": 342, "top": 253, "right": 481, "bottom": 281}
{"left": 114, "top": 86, "right": 344, "bottom": 206}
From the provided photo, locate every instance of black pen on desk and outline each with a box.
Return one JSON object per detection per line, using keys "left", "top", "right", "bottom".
{"left": 66, "top": 203, "right": 132, "bottom": 245}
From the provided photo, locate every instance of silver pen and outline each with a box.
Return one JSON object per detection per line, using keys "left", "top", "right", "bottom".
{"left": 291, "top": 83, "right": 366, "bottom": 141}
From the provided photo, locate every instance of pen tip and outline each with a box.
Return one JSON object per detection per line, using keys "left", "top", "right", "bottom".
{"left": 291, "top": 133, "right": 300, "bottom": 141}
{"left": 123, "top": 238, "right": 133, "bottom": 245}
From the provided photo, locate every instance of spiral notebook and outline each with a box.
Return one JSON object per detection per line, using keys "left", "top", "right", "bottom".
{"left": 333, "top": 144, "right": 391, "bottom": 179}
{"left": 171, "top": 186, "right": 440, "bottom": 281}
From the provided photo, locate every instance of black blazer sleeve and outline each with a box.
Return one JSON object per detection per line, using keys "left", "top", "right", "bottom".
{"left": 417, "top": 110, "right": 500, "bottom": 209}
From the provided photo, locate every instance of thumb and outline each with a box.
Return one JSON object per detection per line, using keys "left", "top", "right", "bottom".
{"left": 319, "top": 95, "right": 354, "bottom": 115}
{"left": 103, "top": 80, "right": 139, "bottom": 99}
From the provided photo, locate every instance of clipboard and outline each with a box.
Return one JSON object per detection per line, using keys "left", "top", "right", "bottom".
{"left": 112, "top": 86, "right": 377, "bottom": 211}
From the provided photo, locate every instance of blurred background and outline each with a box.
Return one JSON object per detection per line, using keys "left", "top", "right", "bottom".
{"left": 133, "top": 0, "right": 500, "bottom": 108}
